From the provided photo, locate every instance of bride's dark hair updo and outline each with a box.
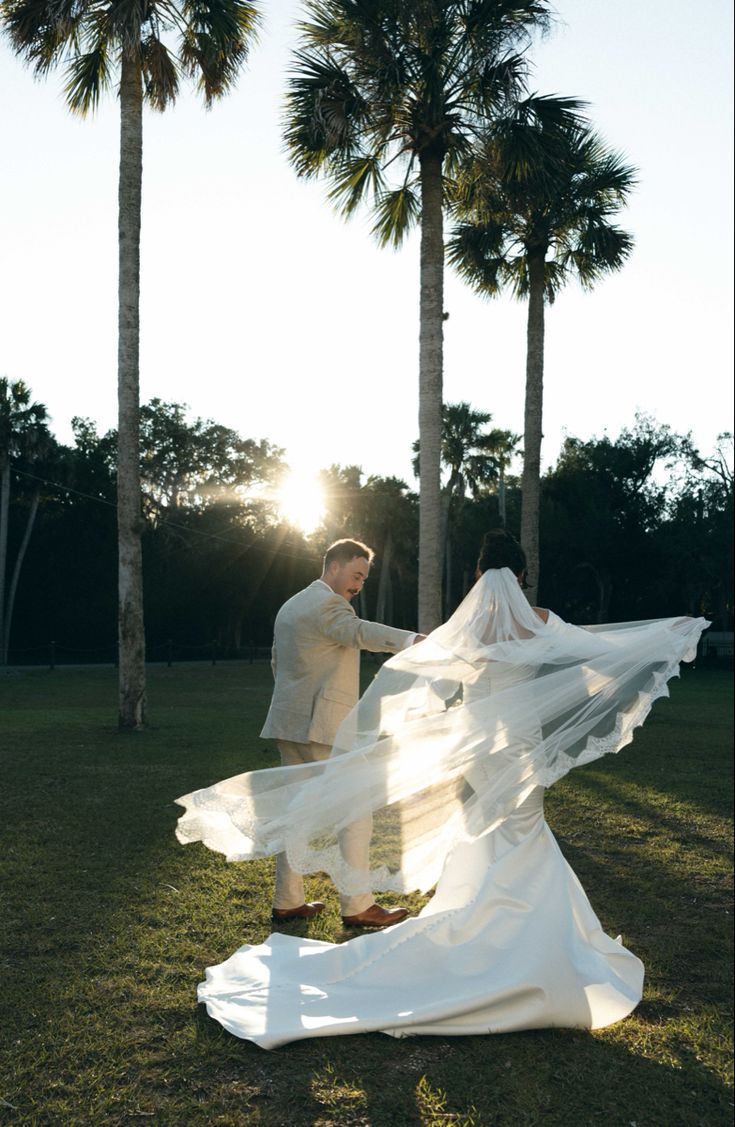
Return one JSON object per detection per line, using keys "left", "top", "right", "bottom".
{"left": 477, "top": 529, "right": 527, "bottom": 581}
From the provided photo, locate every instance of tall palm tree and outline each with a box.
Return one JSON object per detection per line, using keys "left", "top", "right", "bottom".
{"left": 0, "top": 377, "right": 50, "bottom": 664}
{"left": 414, "top": 400, "right": 519, "bottom": 612}
{"left": 448, "top": 97, "right": 637, "bottom": 601}
{"left": 284, "top": 0, "right": 552, "bottom": 632}
{"left": 2, "top": 0, "right": 260, "bottom": 727}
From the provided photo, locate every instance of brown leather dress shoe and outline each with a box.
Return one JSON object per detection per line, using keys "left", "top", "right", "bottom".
{"left": 341, "top": 903, "right": 409, "bottom": 929}
{"left": 271, "top": 901, "right": 325, "bottom": 922}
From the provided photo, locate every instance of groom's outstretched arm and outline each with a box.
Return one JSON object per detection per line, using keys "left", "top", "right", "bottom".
{"left": 318, "top": 595, "right": 414, "bottom": 654}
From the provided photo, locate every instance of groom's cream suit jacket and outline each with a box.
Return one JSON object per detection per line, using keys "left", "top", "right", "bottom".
{"left": 260, "top": 579, "right": 413, "bottom": 747}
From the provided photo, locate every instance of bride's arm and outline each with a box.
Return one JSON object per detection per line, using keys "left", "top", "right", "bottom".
{"left": 532, "top": 607, "right": 549, "bottom": 624}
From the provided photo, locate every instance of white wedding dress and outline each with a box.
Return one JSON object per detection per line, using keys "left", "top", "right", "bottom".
{"left": 177, "top": 570, "right": 707, "bottom": 1049}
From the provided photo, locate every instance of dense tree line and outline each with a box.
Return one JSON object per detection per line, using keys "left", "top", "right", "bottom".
{"left": 2, "top": 0, "right": 641, "bottom": 724}
{"left": 3, "top": 398, "right": 731, "bottom": 665}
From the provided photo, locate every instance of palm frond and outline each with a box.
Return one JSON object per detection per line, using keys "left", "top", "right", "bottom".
{"left": 455, "top": 0, "right": 551, "bottom": 66}
{"left": 503, "top": 252, "right": 532, "bottom": 299}
{"left": 2, "top": 0, "right": 82, "bottom": 73}
{"left": 371, "top": 183, "right": 420, "bottom": 247}
{"left": 574, "top": 145, "right": 639, "bottom": 207}
{"left": 176, "top": 0, "right": 259, "bottom": 103}
{"left": 447, "top": 220, "right": 510, "bottom": 296}
{"left": 463, "top": 49, "right": 528, "bottom": 115}
{"left": 298, "top": 0, "right": 383, "bottom": 50}
{"left": 63, "top": 44, "right": 113, "bottom": 115}
{"left": 141, "top": 33, "right": 179, "bottom": 110}
{"left": 517, "top": 92, "right": 588, "bottom": 130}
{"left": 327, "top": 153, "right": 386, "bottom": 216}
{"left": 284, "top": 49, "right": 370, "bottom": 175}
{"left": 488, "top": 94, "right": 588, "bottom": 193}
{"left": 465, "top": 452, "right": 500, "bottom": 492}
{"left": 563, "top": 223, "right": 634, "bottom": 287}
{"left": 191, "top": 37, "right": 249, "bottom": 103}
{"left": 296, "top": 1, "right": 341, "bottom": 47}
{"left": 441, "top": 140, "right": 472, "bottom": 185}
{"left": 180, "top": 0, "right": 260, "bottom": 52}
{"left": 446, "top": 154, "right": 500, "bottom": 219}
{"left": 542, "top": 257, "right": 568, "bottom": 303}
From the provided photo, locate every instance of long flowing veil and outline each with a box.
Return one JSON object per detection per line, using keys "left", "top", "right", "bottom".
{"left": 175, "top": 568, "right": 708, "bottom": 895}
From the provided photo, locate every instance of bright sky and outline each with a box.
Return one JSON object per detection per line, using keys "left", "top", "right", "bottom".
{"left": 1, "top": 0, "right": 733, "bottom": 490}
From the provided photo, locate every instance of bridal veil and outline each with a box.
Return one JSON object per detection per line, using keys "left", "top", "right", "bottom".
{"left": 175, "top": 568, "right": 707, "bottom": 896}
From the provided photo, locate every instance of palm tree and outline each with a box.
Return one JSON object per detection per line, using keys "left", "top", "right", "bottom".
{"left": 414, "top": 400, "right": 519, "bottom": 613}
{"left": 359, "top": 475, "right": 417, "bottom": 626}
{"left": 448, "top": 98, "right": 637, "bottom": 601}
{"left": 485, "top": 424, "right": 519, "bottom": 527}
{"left": 284, "top": 0, "right": 552, "bottom": 632}
{"left": 0, "top": 377, "right": 50, "bottom": 664}
{"left": 1, "top": 0, "right": 261, "bottom": 727}
{"left": 438, "top": 403, "right": 519, "bottom": 614}
{"left": 438, "top": 401, "right": 517, "bottom": 507}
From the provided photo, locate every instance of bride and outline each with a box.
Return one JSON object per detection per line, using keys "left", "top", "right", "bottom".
{"left": 175, "top": 530, "right": 707, "bottom": 1049}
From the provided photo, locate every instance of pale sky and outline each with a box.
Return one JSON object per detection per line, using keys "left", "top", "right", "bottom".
{"left": 1, "top": 0, "right": 733, "bottom": 490}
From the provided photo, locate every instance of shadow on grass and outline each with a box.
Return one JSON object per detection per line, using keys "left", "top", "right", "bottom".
{"left": 185, "top": 1002, "right": 732, "bottom": 1127}
{"left": 0, "top": 665, "right": 732, "bottom": 1124}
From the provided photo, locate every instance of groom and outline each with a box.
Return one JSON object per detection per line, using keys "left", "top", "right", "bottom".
{"left": 261, "top": 538, "right": 421, "bottom": 929}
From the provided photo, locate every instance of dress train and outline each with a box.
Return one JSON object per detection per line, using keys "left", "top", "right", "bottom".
{"left": 197, "top": 787, "right": 643, "bottom": 1049}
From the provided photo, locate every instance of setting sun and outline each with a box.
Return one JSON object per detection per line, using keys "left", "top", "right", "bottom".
{"left": 277, "top": 471, "right": 325, "bottom": 535}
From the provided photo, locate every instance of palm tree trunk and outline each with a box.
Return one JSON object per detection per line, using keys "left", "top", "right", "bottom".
{"left": 0, "top": 456, "right": 9, "bottom": 664}
{"left": 117, "top": 49, "right": 146, "bottom": 729}
{"left": 2, "top": 487, "right": 39, "bottom": 663}
{"left": 439, "top": 486, "right": 452, "bottom": 560}
{"left": 520, "top": 249, "right": 546, "bottom": 605}
{"left": 444, "top": 531, "right": 453, "bottom": 619}
{"left": 417, "top": 150, "right": 445, "bottom": 633}
{"left": 597, "top": 569, "right": 612, "bottom": 623}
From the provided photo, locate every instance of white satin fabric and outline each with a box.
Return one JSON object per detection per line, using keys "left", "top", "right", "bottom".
{"left": 197, "top": 786, "right": 644, "bottom": 1048}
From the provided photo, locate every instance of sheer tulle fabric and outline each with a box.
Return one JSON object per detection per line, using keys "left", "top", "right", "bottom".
{"left": 175, "top": 568, "right": 707, "bottom": 895}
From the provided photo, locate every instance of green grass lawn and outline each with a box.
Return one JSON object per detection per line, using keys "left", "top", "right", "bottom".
{"left": 0, "top": 661, "right": 732, "bottom": 1126}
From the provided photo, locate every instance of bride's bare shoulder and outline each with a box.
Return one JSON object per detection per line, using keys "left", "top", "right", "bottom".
{"left": 532, "top": 607, "right": 550, "bottom": 623}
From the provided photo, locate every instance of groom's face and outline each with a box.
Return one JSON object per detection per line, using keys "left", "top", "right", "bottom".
{"left": 328, "top": 556, "right": 371, "bottom": 602}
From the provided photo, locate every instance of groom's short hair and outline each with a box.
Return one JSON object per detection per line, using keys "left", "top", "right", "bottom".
{"left": 323, "top": 539, "right": 375, "bottom": 569}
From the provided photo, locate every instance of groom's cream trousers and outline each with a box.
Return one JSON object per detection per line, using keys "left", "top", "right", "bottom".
{"left": 274, "top": 739, "right": 374, "bottom": 917}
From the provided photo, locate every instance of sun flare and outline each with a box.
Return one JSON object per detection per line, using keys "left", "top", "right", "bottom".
{"left": 277, "top": 471, "right": 325, "bottom": 535}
